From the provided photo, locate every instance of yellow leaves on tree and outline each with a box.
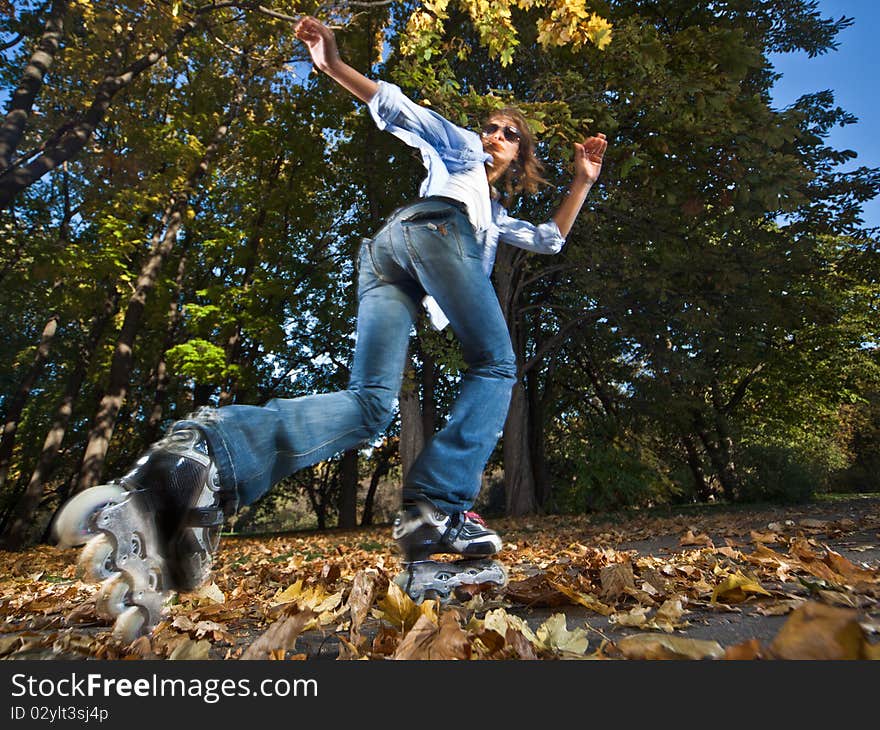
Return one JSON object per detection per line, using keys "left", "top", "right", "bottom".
{"left": 400, "top": 0, "right": 612, "bottom": 68}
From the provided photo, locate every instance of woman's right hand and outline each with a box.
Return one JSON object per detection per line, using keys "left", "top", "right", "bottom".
{"left": 294, "top": 16, "right": 341, "bottom": 73}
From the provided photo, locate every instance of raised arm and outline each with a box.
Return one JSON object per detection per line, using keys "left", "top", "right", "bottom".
{"left": 552, "top": 133, "right": 607, "bottom": 238}
{"left": 294, "top": 16, "right": 377, "bottom": 103}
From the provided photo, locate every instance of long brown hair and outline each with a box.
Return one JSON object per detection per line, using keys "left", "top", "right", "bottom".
{"left": 486, "top": 107, "right": 548, "bottom": 201}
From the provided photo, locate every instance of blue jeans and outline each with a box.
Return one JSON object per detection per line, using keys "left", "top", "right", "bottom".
{"left": 174, "top": 199, "right": 516, "bottom": 515}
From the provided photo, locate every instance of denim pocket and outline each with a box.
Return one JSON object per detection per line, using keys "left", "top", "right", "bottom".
{"left": 401, "top": 216, "right": 465, "bottom": 263}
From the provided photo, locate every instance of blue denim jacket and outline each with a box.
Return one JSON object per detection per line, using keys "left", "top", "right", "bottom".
{"left": 367, "top": 81, "right": 566, "bottom": 279}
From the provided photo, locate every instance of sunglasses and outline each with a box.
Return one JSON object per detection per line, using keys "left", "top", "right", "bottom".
{"left": 481, "top": 122, "right": 521, "bottom": 144}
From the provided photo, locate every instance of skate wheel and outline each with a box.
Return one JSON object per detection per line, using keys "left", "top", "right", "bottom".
{"left": 53, "top": 484, "right": 126, "bottom": 548}
{"left": 95, "top": 574, "right": 131, "bottom": 620}
{"left": 112, "top": 606, "right": 147, "bottom": 643}
{"left": 77, "top": 534, "right": 117, "bottom": 582}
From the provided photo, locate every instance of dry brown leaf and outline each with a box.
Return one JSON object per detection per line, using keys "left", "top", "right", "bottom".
{"left": 371, "top": 626, "right": 398, "bottom": 656}
{"left": 822, "top": 547, "right": 879, "bottom": 585}
{"left": 390, "top": 614, "right": 439, "bottom": 660}
{"left": 680, "top": 529, "right": 713, "bottom": 547}
{"left": 799, "top": 519, "right": 828, "bottom": 530}
{"left": 723, "top": 639, "right": 764, "bottom": 660}
{"left": 346, "top": 569, "right": 377, "bottom": 636}
{"left": 612, "top": 605, "right": 650, "bottom": 628}
{"left": 600, "top": 562, "right": 635, "bottom": 601}
{"left": 240, "top": 609, "right": 315, "bottom": 660}
{"left": 616, "top": 633, "right": 724, "bottom": 660}
{"left": 756, "top": 599, "right": 802, "bottom": 616}
{"left": 505, "top": 573, "right": 572, "bottom": 607}
{"left": 168, "top": 638, "right": 212, "bottom": 660}
{"left": 654, "top": 597, "right": 688, "bottom": 631}
{"left": 549, "top": 580, "right": 615, "bottom": 615}
{"left": 505, "top": 627, "right": 540, "bottom": 660}
{"left": 750, "top": 530, "right": 780, "bottom": 544}
{"left": 769, "top": 601, "right": 867, "bottom": 660}
{"left": 433, "top": 611, "right": 472, "bottom": 660}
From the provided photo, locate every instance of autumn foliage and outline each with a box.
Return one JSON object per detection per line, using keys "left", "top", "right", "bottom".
{"left": 2, "top": 499, "right": 878, "bottom": 660}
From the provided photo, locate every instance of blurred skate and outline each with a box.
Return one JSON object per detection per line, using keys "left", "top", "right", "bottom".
{"left": 53, "top": 427, "right": 231, "bottom": 642}
{"left": 394, "top": 557, "right": 508, "bottom": 604}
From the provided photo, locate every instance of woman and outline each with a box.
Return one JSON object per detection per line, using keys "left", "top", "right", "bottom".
{"left": 56, "top": 16, "right": 607, "bottom": 636}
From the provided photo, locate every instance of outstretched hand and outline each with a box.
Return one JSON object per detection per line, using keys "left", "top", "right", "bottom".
{"left": 294, "top": 16, "right": 340, "bottom": 73}
{"left": 574, "top": 133, "right": 607, "bottom": 185}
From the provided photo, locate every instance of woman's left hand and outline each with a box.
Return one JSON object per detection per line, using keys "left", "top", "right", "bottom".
{"left": 574, "top": 133, "right": 607, "bottom": 184}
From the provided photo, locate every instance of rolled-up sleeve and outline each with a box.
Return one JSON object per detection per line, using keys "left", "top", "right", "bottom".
{"left": 495, "top": 204, "right": 566, "bottom": 254}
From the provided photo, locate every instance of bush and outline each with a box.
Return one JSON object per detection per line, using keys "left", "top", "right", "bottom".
{"left": 737, "top": 444, "right": 821, "bottom": 504}
{"left": 553, "top": 440, "right": 679, "bottom": 514}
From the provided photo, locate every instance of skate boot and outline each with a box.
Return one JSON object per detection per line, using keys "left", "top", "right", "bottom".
{"left": 53, "top": 427, "right": 234, "bottom": 641}
{"left": 391, "top": 496, "right": 507, "bottom": 603}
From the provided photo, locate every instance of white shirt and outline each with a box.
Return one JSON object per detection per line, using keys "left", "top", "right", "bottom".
{"left": 367, "top": 81, "right": 566, "bottom": 328}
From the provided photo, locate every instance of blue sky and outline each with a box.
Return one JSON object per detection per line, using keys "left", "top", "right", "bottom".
{"left": 769, "top": 0, "right": 879, "bottom": 230}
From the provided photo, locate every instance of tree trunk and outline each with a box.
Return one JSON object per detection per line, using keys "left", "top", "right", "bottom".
{"left": 503, "top": 380, "right": 537, "bottom": 516}
{"left": 338, "top": 449, "right": 359, "bottom": 528}
{"left": 682, "top": 434, "right": 712, "bottom": 501}
{"left": 0, "top": 0, "right": 67, "bottom": 172}
{"left": 146, "top": 251, "right": 188, "bottom": 444}
{"left": 527, "top": 366, "right": 550, "bottom": 509}
{"left": 399, "top": 358, "right": 424, "bottom": 481}
{"left": 361, "top": 438, "right": 395, "bottom": 527}
{"left": 418, "top": 336, "right": 437, "bottom": 438}
{"left": 77, "top": 115, "right": 234, "bottom": 491}
{"left": 0, "top": 289, "right": 119, "bottom": 549}
{"left": 218, "top": 202, "right": 271, "bottom": 406}
{"left": 696, "top": 424, "right": 740, "bottom": 499}
{"left": 0, "top": 312, "right": 60, "bottom": 491}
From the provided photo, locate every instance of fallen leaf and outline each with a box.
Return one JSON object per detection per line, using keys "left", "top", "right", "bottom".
{"left": 611, "top": 605, "right": 650, "bottom": 628}
{"left": 711, "top": 571, "right": 772, "bottom": 604}
{"left": 680, "top": 529, "right": 713, "bottom": 547}
{"left": 769, "top": 602, "right": 868, "bottom": 660}
{"left": 384, "top": 609, "right": 470, "bottom": 660}
{"left": 241, "top": 609, "right": 315, "bottom": 660}
{"left": 346, "top": 569, "right": 377, "bottom": 636}
{"left": 480, "top": 608, "right": 539, "bottom": 645}
{"left": 535, "top": 613, "right": 589, "bottom": 655}
{"left": 723, "top": 639, "right": 764, "bottom": 660}
{"left": 505, "top": 574, "right": 571, "bottom": 606}
{"left": 168, "top": 638, "right": 212, "bottom": 660}
{"left": 615, "top": 633, "right": 724, "bottom": 660}
{"left": 750, "top": 530, "right": 779, "bottom": 544}
{"left": 654, "top": 597, "right": 688, "bottom": 631}
{"left": 550, "top": 580, "right": 615, "bottom": 615}
{"left": 600, "top": 562, "right": 635, "bottom": 601}
{"left": 799, "top": 519, "right": 828, "bottom": 530}
{"left": 374, "top": 581, "right": 436, "bottom": 632}
{"left": 755, "top": 599, "right": 802, "bottom": 616}
{"left": 192, "top": 582, "right": 225, "bottom": 604}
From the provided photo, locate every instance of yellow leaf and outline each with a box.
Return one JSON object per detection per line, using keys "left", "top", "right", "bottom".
{"left": 271, "top": 579, "right": 343, "bottom": 615}
{"left": 193, "top": 582, "right": 225, "bottom": 604}
{"left": 616, "top": 633, "right": 724, "bottom": 660}
{"left": 168, "top": 638, "right": 211, "bottom": 660}
{"left": 535, "top": 613, "right": 589, "bottom": 655}
{"left": 711, "top": 571, "right": 772, "bottom": 604}
{"left": 611, "top": 606, "right": 650, "bottom": 628}
{"left": 480, "top": 607, "right": 539, "bottom": 645}
{"left": 550, "top": 580, "right": 614, "bottom": 615}
{"left": 375, "top": 581, "right": 435, "bottom": 631}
